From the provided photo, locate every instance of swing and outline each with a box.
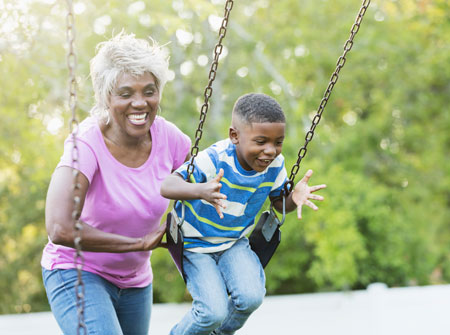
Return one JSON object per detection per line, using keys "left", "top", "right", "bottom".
{"left": 249, "top": 0, "right": 372, "bottom": 268}
{"left": 63, "top": 0, "right": 235, "bottom": 331}
{"left": 248, "top": 197, "right": 286, "bottom": 268}
{"left": 166, "top": 0, "right": 372, "bottom": 277}
{"left": 166, "top": 0, "right": 235, "bottom": 280}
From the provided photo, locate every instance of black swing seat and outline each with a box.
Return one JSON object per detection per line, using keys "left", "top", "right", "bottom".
{"left": 248, "top": 208, "right": 283, "bottom": 269}
{"left": 166, "top": 208, "right": 186, "bottom": 281}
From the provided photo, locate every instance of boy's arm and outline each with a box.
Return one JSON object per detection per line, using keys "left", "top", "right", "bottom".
{"left": 272, "top": 169, "right": 326, "bottom": 219}
{"left": 160, "top": 173, "right": 204, "bottom": 200}
{"left": 160, "top": 169, "right": 227, "bottom": 218}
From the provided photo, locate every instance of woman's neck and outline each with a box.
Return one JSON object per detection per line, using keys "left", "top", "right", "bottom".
{"left": 100, "top": 121, "right": 153, "bottom": 168}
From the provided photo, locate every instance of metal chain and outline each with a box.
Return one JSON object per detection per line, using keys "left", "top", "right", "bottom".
{"left": 185, "top": 0, "right": 234, "bottom": 180}
{"left": 284, "top": 0, "right": 371, "bottom": 194}
{"left": 65, "top": 1, "right": 86, "bottom": 334}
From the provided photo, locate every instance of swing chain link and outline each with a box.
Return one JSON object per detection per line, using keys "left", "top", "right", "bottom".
{"left": 66, "top": 1, "right": 87, "bottom": 334}
{"left": 284, "top": 0, "right": 371, "bottom": 194}
{"left": 186, "top": 0, "right": 234, "bottom": 179}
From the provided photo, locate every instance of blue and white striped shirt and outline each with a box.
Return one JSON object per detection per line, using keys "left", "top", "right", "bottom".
{"left": 175, "top": 139, "right": 287, "bottom": 253}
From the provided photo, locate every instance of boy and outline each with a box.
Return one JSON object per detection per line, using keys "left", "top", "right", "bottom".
{"left": 161, "top": 93, "right": 326, "bottom": 335}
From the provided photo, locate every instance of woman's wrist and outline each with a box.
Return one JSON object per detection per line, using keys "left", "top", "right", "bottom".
{"left": 134, "top": 237, "right": 145, "bottom": 251}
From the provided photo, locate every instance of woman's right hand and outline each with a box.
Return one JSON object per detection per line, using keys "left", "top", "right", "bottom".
{"left": 141, "top": 222, "right": 167, "bottom": 250}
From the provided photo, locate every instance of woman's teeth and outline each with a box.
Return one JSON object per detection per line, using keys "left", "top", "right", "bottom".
{"left": 128, "top": 113, "right": 147, "bottom": 125}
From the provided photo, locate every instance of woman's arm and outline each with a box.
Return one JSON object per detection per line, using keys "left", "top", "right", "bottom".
{"left": 45, "top": 166, "right": 164, "bottom": 252}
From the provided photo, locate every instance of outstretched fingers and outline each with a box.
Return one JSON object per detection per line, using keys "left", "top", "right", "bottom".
{"left": 204, "top": 196, "right": 226, "bottom": 219}
{"left": 212, "top": 196, "right": 226, "bottom": 219}
{"left": 212, "top": 169, "right": 227, "bottom": 218}
{"left": 215, "top": 168, "right": 224, "bottom": 182}
{"left": 309, "top": 194, "right": 324, "bottom": 201}
{"left": 293, "top": 169, "right": 327, "bottom": 219}
{"left": 305, "top": 200, "right": 318, "bottom": 211}
{"left": 297, "top": 205, "right": 303, "bottom": 220}
{"left": 297, "top": 200, "right": 319, "bottom": 219}
{"left": 310, "top": 184, "right": 327, "bottom": 193}
{"left": 215, "top": 205, "right": 224, "bottom": 219}
{"left": 301, "top": 169, "right": 314, "bottom": 183}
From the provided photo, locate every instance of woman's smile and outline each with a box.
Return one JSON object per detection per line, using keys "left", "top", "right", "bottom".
{"left": 127, "top": 112, "right": 149, "bottom": 126}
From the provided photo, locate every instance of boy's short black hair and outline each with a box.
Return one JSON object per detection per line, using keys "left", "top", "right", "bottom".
{"left": 232, "top": 93, "right": 285, "bottom": 124}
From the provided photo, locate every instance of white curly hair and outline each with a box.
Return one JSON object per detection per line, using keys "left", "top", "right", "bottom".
{"left": 89, "top": 31, "right": 170, "bottom": 120}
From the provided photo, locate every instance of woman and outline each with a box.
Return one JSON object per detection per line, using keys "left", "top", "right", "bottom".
{"left": 41, "top": 32, "right": 191, "bottom": 335}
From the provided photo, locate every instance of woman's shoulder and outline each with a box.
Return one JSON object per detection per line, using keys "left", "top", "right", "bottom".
{"left": 152, "top": 115, "right": 188, "bottom": 138}
{"left": 71, "top": 116, "right": 100, "bottom": 139}
{"left": 62, "top": 117, "right": 102, "bottom": 154}
{"left": 153, "top": 115, "right": 179, "bottom": 130}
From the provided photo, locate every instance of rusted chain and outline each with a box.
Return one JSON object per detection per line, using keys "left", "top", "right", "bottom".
{"left": 185, "top": 0, "right": 234, "bottom": 179}
{"left": 65, "top": 1, "right": 86, "bottom": 334}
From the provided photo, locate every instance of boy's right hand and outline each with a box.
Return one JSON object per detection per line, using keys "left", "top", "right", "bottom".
{"left": 201, "top": 168, "right": 227, "bottom": 218}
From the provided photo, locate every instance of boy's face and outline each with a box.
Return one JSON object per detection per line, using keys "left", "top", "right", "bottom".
{"left": 230, "top": 118, "right": 285, "bottom": 172}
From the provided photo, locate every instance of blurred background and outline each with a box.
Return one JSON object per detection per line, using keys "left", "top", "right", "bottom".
{"left": 0, "top": 0, "right": 448, "bottom": 317}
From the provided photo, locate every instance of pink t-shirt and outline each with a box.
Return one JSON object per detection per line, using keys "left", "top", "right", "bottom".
{"left": 41, "top": 116, "right": 191, "bottom": 288}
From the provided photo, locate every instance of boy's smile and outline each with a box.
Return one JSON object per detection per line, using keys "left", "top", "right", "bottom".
{"left": 230, "top": 121, "right": 285, "bottom": 172}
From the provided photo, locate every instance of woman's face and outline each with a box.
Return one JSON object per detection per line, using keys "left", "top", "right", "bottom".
{"left": 108, "top": 72, "right": 160, "bottom": 140}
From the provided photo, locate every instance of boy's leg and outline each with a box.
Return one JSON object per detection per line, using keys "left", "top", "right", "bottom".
{"left": 116, "top": 284, "right": 152, "bottom": 335}
{"left": 170, "top": 251, "right": 229, "bottom": 335}
{"left": 42, "top": 268, "right": 123, "bottom": 335}
{"left": 215, "top": 238, "right": 266, "bottom": 335}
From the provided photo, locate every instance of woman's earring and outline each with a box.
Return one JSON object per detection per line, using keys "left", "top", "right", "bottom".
{"left": 105, "top": 111, "right": 111, "bottom": 125}
{"left": 158, "top": 105, "right": 162, "bottom": 115}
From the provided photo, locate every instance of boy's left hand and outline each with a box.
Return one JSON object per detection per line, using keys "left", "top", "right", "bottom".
{"left": 292, "top": 169, "right": 326, "bottom": 219}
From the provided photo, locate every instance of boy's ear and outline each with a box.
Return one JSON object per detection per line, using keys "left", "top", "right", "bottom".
{"left": 229, "top": 126, "right": 239, "bottom": 144}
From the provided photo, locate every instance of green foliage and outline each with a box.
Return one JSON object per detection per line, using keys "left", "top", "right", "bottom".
{"left": 0, "top": 0, "right": 448, "bottom": 314}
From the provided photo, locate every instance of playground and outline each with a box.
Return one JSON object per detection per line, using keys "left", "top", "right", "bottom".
{"left": 0, "top": 0, "right": 448, "bottom": 334}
